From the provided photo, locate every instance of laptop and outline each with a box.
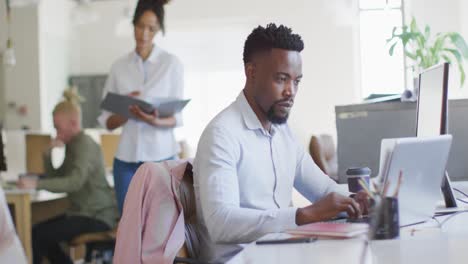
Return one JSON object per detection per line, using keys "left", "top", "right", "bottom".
{"left": 331, "top": 136, "right": 453, "bottom": 226}
{"left": 378, "top": 135, "right": 452, "bottom": 226}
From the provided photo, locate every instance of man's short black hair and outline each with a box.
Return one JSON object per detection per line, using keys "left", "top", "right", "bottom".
{"left": 133, "top": 0, "right": 170, "bottom": 33}
{"left": 243, "top": 23, "right": 304, "bottom": 64}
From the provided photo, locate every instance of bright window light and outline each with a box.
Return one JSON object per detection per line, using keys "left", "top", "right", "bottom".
{"left": 359, "top": 0, "right": 401, "bottom": 9}
{"left": 359, "top": 1, "right": 405, "bottom": 98}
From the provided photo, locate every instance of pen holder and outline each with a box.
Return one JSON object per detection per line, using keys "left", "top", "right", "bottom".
{"left": 371, "top": 197, "right": 399, "bottom": 240}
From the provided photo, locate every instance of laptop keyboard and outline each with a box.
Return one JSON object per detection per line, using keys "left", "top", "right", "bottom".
{"left": 327, "top": 215, "right": 370, "bottom": 224}
{"left": 347, "top": 216, "right": 370, "bottom": 223}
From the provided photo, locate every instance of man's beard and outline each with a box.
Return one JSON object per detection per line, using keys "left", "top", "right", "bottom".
{"left": 266, "top": 100, "right": 292, "bottom": 124}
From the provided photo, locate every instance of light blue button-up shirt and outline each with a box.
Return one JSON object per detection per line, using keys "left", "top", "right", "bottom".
{"left": 193, "top": 91, "right": 344, "bottom": 262}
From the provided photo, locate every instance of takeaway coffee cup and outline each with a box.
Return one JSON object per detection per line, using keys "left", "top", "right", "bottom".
{"left": 346, "top": 167, "right": 371, "bottom": 193}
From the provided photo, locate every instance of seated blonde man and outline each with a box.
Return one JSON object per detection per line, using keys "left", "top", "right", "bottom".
{"left": 18, "top": 89, "right": 117, "bottom": 264}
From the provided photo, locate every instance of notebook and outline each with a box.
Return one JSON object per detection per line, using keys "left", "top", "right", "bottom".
{"left": 286, "top": 222, "right": 369, "bottom": 238}
{"left": 100, "top": 92, "right": 190, "bottom": 119}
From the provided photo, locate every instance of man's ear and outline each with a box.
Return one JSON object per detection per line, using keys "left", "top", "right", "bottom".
{"left": 245, "top": 62, "right": 256, "bottom": 81}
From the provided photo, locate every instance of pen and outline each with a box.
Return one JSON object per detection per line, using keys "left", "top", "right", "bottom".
{"left": 256, "top": 237, "right": 317, "bottom": 245}
{"left": 393, "top": 170, "right": 403, "bottom": 198}
{"left": 358, "top": 178, "right": 374, "bottom": 199}
{"left": 372, "top": 181, "right": 382, "bottom": 194}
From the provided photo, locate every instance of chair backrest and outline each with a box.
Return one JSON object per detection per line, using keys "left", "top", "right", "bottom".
{"left": 113, "top": 160, "right": 200, "bottom": 264}
{"left": 309, "top": 134, "right": 338, "bottom": 181}
{"left": 26, "top": 134, "right": 51, "bottom": 174}
{"left": 178, "top": 163, "right": 201, "bottom": 259}
{"left": 100, "top": 133, "right": 120, "bottom": 170}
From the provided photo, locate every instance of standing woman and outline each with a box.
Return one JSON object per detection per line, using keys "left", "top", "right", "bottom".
{"left": 98, "top": 0, "right": 184, "bottom": 214}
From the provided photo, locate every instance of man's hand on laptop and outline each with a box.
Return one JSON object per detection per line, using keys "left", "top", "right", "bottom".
{"left": 351, "top": 190, "right": 370, "bottom": 216}
{"left": 295, "top": 192, "right": 361, "bottom": 225}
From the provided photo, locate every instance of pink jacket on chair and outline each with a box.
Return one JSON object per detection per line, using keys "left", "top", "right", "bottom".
{"left": 113, "top": 160, "right": 191, "bottom": 264}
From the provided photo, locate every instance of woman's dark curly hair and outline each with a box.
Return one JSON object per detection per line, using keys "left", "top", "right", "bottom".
{"left": 133, "top": 0, "right": 171, "bottom": 33}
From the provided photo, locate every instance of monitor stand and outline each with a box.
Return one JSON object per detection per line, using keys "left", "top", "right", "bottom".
{"left": 441, "top": 171, "right": 457, "bottom": 208}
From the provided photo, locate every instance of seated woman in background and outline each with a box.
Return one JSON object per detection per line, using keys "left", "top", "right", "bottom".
{"left": 17, "top": 88, "right": 117, "bottom": 264}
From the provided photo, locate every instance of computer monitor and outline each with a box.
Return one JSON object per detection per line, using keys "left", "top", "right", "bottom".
{"left": 0, "top": 124, "right": 6, "bottom": 172}
{"left": 416, "top": 63, "right": 449, "bottom": 136}
{"left": 415, "top": 62, "right": 457, "bottom": 208}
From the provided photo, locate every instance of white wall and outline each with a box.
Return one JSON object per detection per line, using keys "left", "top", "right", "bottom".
{"left": 38, "top": 0, "right": 73, "bottom": 132}
{"left": 406, "top": 0, "right": 468, "bottom": 98}
{"left": 0, "top": 1, "right": 72, "bottom": 131}
{"left": 406, "top": 0, "right": 460, "bottom": 33}
{"left": 70, "top": 0, "right": 361, "bottom": 151}
{"left": 0, "top": 0, "right": 7, "bottom": 123}
{"left": 0, "top": 67, "right": 4, "bottom": 124}
{"left": 458, "top": 0, "right": 468, "bottom": 96}
{"left": 70, "top": 0, "right": 133, "bottom": 75}
{"left": 0, "top": 0, "right": 6, "bottom": 57}
{"left": 3, "top": 5, "right": 42, "bottom": 130}
{"left": 462, "top": 1, "right": 468, "bottom": 39}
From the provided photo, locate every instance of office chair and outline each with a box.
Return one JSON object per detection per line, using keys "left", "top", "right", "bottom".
{"left": 69, "top": 227, "right": 117, "bottom": 262}
{"left": 70, "top": 162, "right": 204, "bottom": 264}
{"left": 309, "top": 134, "right": 338, "bottom": 182}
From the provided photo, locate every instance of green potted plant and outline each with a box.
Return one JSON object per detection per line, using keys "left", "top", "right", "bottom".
{"left": 387, "top": 17, "right": 468, "bottom": 88}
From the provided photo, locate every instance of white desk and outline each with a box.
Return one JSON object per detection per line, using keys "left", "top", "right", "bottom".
{"left": 228, "top": 230, "right": 468, "bottom": 264}
{"left": 227, "top": 181, "right": 468, "bottom": 264}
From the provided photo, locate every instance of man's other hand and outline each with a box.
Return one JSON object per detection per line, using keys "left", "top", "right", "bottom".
{"left": 296, "top": 192, "right": 361, "bottom": 225}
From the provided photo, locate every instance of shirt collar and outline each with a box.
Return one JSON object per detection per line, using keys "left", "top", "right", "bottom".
{"left": 132, "top": 44, "right": 160, "bottom": 64}
{"left": 236, "top": 91, "right": 277, "bottom": 136}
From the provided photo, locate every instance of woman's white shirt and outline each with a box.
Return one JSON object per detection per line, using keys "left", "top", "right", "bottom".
{"left": 98, "top": 46, "right": 184, "bottom": 162}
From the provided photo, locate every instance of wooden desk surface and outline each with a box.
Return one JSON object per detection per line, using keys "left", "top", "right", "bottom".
{"left": 5, "top": 189, "right": 67, "bottom": 203}
{"left": 6, "top": 189, "right": 69, "bottom": 264}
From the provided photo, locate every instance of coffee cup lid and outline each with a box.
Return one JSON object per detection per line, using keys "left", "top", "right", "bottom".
{"left": 346, "top": 167, "right": 371, "bottom": 176}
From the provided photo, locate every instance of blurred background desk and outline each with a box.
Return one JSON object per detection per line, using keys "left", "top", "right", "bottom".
{"left": 6, "top": 189, "right": 69, "bottom": 264}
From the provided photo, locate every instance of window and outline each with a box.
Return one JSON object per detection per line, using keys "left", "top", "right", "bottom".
{"left": 359, "top": 0, "right": 406, "bottom": 98}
